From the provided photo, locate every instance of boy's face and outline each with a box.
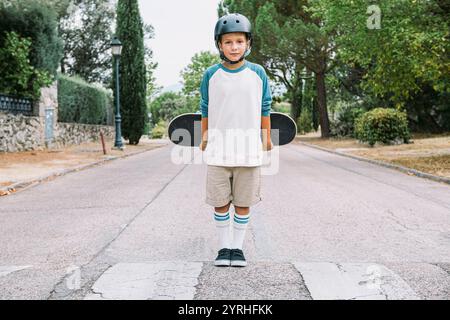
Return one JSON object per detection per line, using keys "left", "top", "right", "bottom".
{"left": 219, "top": 32, "right": 250, "bottom": 62}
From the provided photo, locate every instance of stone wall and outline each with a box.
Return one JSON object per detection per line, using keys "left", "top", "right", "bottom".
{"left": 0, "top": 112, "right": 115, "bottom": 152}
{"left": 0, "top": 113, "right": 43, "bottom": 152}
{"left": 0, "top": 81, "right": 116, "bottom": 153}
{"left": 54, "top": 122, "right": 115, "bottom": 147}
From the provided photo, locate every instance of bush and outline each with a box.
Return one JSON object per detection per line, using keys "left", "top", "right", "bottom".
{"left": 297, "top": 109, "right": 313, "bottom": 134}
{"left": 354, "top": 108, "right": 411, "bottom": 146}
{"left": 0, "top": 31, "right": 52, "bottom": 99}
{"left": 0, "top": 1, "right": 63, "bottom": 78}
{"left": 149, "top": 92, "right": 192, "bottom": 125}
{"left": 330, "top": 102, "right": 365, "bottom": 137}
{"left": 272, "top": 101, "right": 291, "bottom": 114}
{"left": 58, "top": 75, "right": 113, "bottom": 125}
{"left": 151, "top": 120, "right": 167, "bottom": 139}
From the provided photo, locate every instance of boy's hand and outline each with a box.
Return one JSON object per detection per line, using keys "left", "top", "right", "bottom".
{"left": 199, "top": 140, "right": 208, "bottom": 151}
{"left": 263, "top": 140, "right": 273, "bottom": 151}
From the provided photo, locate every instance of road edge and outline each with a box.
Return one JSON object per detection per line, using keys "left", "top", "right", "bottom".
{"left": 296, "top": 141, "right": 450, "bottom": 186}
{"left": 0, "top": 143, "right": 168, "bottom": 196}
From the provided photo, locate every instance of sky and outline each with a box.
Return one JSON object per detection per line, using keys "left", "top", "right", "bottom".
{"left": 138, "top": 0, "right": 222, "bottom": 90}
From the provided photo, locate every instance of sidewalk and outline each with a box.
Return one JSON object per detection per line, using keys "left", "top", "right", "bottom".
{"left": 0, "top": 137, "right": 169, "bottom": 196}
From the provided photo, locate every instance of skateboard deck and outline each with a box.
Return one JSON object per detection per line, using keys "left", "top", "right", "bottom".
{"left": 168, "top": 112, "right": 297, "bottom": 147}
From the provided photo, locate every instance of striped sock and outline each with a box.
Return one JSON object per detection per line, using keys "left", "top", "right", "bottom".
{"left": 232, "top": 212, "right": 250, "bottom": 250}
{"left": 214, "top": 211, "right": 231, "bottom": 249}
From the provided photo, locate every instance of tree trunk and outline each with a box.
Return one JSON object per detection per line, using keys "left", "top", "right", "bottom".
{"left": 315, "top": 71, "right": 330, "bottom": 138}
{"left": 290, "top": 80, "right": 303, "bottom": 125}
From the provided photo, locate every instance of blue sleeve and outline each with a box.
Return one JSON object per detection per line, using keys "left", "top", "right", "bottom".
{"left": 200, "top": 71, "right": 209, "bottom": 118}
{"left": 248, "top": 63, "right": 272, "bottom": 116}
{"left": 261, "top": 68, "right": 272, "bottom": 117}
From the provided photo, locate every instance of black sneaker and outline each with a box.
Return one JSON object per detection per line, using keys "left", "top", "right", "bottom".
{"left": 214, "top": 248, "right": 231, "bottom": 267}
{"left": 230, "top": 249, "right": 247, "bottom": 267}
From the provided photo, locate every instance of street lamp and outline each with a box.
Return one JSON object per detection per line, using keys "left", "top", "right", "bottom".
{"left": 111, "top": 36, "right": 124, "bottom": 150}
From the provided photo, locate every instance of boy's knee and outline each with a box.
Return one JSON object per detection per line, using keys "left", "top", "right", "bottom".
{"left": 215, "top": 201, "right": 231, "bottom": 213}
{"left": 234, "top": 206, "right": 250, "bottom": 215}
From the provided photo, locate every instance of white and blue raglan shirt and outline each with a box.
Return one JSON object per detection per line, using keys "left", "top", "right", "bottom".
{"left": 200, "top": 61, "right": 272, "bottom": 167}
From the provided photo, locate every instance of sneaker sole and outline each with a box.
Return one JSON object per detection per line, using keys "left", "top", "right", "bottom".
{"left": 214, "top": 259, "right": 231, "bottom": 267}
{"left": 230, "top": 260, "right": 247, "bottom": 267}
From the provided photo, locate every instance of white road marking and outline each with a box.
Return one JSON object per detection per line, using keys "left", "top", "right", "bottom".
{"left": 84, "top": 262, "right": 203, "bottom": 300}
{"left": 0, "top": 266, "right": 32, "bottom": 277}
{"left": 294, "top": 262, "right": 420, "bottom": 300}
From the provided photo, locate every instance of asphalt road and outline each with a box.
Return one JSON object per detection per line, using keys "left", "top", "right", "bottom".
{"left": 0, "top": 143, "right": 449, "bottom": 300}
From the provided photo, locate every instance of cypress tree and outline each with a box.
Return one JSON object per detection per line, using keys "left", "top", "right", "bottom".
{"left": 115, "top": 0, "right": 147, "bottom": 145}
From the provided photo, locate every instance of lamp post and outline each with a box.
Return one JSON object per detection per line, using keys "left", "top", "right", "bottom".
{"left": 111, "top": 36, "right": 124, "bottom": 150}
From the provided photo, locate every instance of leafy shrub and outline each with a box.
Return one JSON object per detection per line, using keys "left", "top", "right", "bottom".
{"left": 297, "top": 109, "right": 313, "bottom": 134}
{"left": 0, "top": 31, "right": 52, "bottom": 99}
{"left": 354, "top": 108, "right": 411, "bottom": 146}
{"left": 0, "top": 0, "right": 63, "bottom": 78}
{"left": 330, "top": 102, "right": 365, "bottom": 137}
{"left": 151, "top": 120, "right": 167, "bottom": 139}
{"left": 149, "top": 92, "right": 196, "bottom": 125}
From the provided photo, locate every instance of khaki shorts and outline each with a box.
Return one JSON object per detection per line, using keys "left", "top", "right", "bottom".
{"left": 206, "top": 165, "right": 262, "bottom": 208}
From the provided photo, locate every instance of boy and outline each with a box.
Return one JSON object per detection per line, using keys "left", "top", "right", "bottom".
{"left": 199, "top": 13, "right": 273, "bottom": 267}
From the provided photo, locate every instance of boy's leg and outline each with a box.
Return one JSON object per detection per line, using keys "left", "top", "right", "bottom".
{"left": 229, "top": 166, "right": 261, "bottom": 267}
{"left": 232, "top": 206, "right": 250, "bottom": 250}
{"left": 206, "top": 165, "right": 234, "bottom": 266}
{"left": 213, "top": 201, "right": 233, "bottom": 267}
{"left": 214, "top": 201, "right": 232, "bottom": 249}
{"left": 230, "top": 205, "right": 250, "bottom": 267}
{"left": 231, "top": 206, "right": 250, "bottom": 250}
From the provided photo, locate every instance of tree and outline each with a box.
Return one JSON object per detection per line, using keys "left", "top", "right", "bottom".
{"left": 59, "top": 0, "right": 115, "bottom": 85}
{"left": 143, "top": 23, "right": 160, "bottom": 101}
{"left": 313, "top": 0, "right": 449, "bottom": 103}
{"left": 149, "top": 92, "right": 191, "bottom": 125}
{"left": 313, "top": 0, "right": 450, "bottom": 132}
{"left": 115, "top": 0, "right": 147, "bottom": 145}
{"left": 180, "top": 51, "right": 221, "bottom": 112}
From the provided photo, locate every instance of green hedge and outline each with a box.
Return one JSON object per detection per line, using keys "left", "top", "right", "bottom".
{"left": 58, "top": 75, "right": 113, "bottom": 125}
{"left": 354, "top": 108, "right": 411, "bottom": 146}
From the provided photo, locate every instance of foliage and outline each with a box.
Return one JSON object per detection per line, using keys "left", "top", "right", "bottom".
{"left": 297, "top": 109, "right": 313, "bottom": 134}
{"left": 149, "top": 92, "right": 195, "bottom": 125}
{"left": 115, "top": 0, "right": 148, "bottom": 145}
{"left": 329, "top": 101, "right": 366, "bottom": 137}
{"left": 0, "top": 0, "right": 63, "bottom": 78}
{"left": 59, "top": 0, "right": 115, "bottom": 85}
{"left": 354, "top": 108, "right": 411, "bottom": 146}
{"left": 311, "top": 0, "right": 450, "bottom": 105}
{"left": 0, "top": 31, "right": 52, "bottom": 99}
{"left": 58, "top": 74, "right": 113, "bottom": 125}
{"left": 150, "top": 120, "right": 167, "bottom": 139}
{"left": 181, "top": 51, "right": 220, "bottom": 110}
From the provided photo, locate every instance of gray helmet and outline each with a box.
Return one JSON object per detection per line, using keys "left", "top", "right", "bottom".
{"left": 214, "top": 13, "right": 252, "bottom": 64}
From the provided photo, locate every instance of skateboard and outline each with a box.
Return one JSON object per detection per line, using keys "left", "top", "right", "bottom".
{"left": 168, "top": 112, "right": 297, "bottom": 147}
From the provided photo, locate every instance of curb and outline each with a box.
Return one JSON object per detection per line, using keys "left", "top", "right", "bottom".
{"left": 0, "top": 143, "right": 168, "bottom": 196}
{"left": 295, "top": 140, "right": 450, "bottom": 186}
